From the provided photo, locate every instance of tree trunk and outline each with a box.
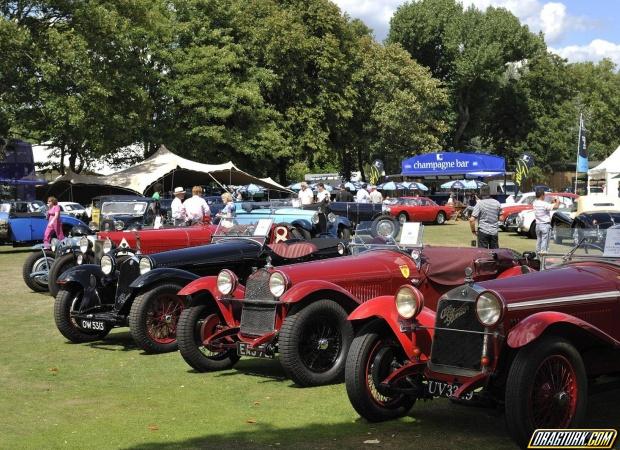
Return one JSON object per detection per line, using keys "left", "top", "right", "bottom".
{"left": 356, "top": 147, "right": 365, "bottom": 182}
{"left": 277, "top": 157, "right": 288, "bottom": 185}
{"left": 59, "top": 144, "right": 66, "bottom": 175}
{"left": 453, "top": 89, "right": 470, "bottom": 149}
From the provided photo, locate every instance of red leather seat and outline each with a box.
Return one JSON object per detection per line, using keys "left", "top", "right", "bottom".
{"left": 268, "top": 242, "right": 319, "bottom": 260}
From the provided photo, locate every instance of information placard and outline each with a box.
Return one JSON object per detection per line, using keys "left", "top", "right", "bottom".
{"left": 400, "top": 222, "right": 423, "bottom": 246}
{"left": 603, "top": 228, "right": 620, "bottom": 257}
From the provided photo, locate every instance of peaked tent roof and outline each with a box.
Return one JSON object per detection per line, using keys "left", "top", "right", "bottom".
{"left": 588, "top": 145, "right": 620, "bottom": 177}
{"left": 49, "top": 146, "right": 293, "bottom": 195}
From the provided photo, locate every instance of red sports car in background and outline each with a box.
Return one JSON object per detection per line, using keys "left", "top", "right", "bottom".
{"left": 385, "top": 197, "right": 455, "bottom": 225}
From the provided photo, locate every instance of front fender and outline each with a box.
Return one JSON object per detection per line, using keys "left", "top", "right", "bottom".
{"left": 57, "top": 264, "right": 106, "bottom": 289}
{"left": 178, "top": 276, "right": 245, "bottom": 326}
{"left": 336, "top": 217, "right": 352, "bottom": 228}
{"left": 129, "top": 268, "right": 200, "bottom": 290}
{"left": 290, "top": 219, "right": 312, "bottom": 232}
{"left": 348, "top": 296, "right": 435, "bottom": 359}
{"left": 279, "top": 279, "right": 358, "bottom": 305}
{"left": 507, "top": 311, "right": 620, "bottom": 349}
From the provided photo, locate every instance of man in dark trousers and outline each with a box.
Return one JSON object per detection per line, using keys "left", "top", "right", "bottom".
{"left": 469, "top": 187, "right": 501, "bottom": 248}
{"left": 333, "top": 184, "right": 354, "bottom": 202}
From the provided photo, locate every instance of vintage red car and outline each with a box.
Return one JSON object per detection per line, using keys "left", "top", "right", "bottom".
{"left": 345, "top": 228, "right": 620, "bottom": 447}
{"left": 384, "top": 197, "right": 455, "bottom": 225}
{"left": 175, "top": 223, "right": 537, "bottom": 387}
{"left": 499, "top": 192, "right": 577, "bottom": 230}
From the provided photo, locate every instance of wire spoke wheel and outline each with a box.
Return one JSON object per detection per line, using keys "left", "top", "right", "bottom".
{"left": 146, "top": 294, "right": 184, "bottom": 344}
{"left": 530, "top": 355, "right": 578, "bottom": 428}
{"left": 298, "top": 314, "right": 342, "bottom": 373}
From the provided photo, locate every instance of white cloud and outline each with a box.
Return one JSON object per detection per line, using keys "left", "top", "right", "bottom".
{"left": 550, "top": 39, "right": 620, "bottom": 66}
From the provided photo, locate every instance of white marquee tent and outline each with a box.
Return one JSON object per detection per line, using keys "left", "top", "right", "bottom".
{"left": 588, "top": 145, "right": 620, "bottom": 195}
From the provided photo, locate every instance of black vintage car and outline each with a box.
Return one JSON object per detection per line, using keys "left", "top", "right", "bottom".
{"left": 53, "top": 217, "right": 346, "bottom": 354}
{"left": 552, "top": 196, "right": 620, "bottom": 244}
{"left": 88, "top": 195, "right": 160, "bottom": 231}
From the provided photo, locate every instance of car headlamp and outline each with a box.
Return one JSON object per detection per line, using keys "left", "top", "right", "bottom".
{"left": 311, "top": 212, "right": 320, "bottom": 225}
{"left": 337, "top": 242, "right": 345, "bottom": 255}
{"left": 269, "top": 272, "right": 288, "bottom": 297}
{"left": 139, "top": 256, "right": 152, "bottom": 275}
{"left": 100, "top": 255, "right": 114, "bottom": 275}
{"left": 410, "top": 249, "right": 421, "bottom": 261}
{"left": 328, "top": 212, "right": 336, "bottom": 223}
{"left": 217, "top": 269, "right": 237, "bottom": 295}
{"left": 114, "top": 220, "right": 124, "bottom": 231}
{"left": 77, "top": 253, "right": 84, "bottom": 265}
{"left": 89, "top": 221, "right": 97, "bottom": 231}
{"left": 476, "top": 291, "right": 503, "bottom": 326}
{"left": 51, "top": 238, "right": 59, "bottom": 253}
{"left": 102, "top": 238, "right": 113, "bottom": 254}
{"left": 395, "top": 285, "right": 424, "bottom": 319}
{"left": 79, "top": 236, "right": 90, "bottom": 253}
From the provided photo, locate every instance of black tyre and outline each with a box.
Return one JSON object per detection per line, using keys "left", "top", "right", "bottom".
{"left": 22, "top": 250, "right": 54, "bottom": 292}
{"left": 279, "top": 299, "right": 353, "bottom": 387}
{"left": 177, "top": 303, "right": 240, "bottom": 371}
{"left": 54, "top": 287, "right": 111, "bottom": 343}
{"left": 528, "top": 222, "right": 537, "bottom": 239}
{"left": 397, "top": 212, "right": 408, "bottom": 224}
{"left": 435, "top": 211, "right": 446, "bottom": 225}
{"left": 505, "top": 336, "right": 587, "bottom": 447}
{"left": 48, "top": 253, "right": 79, "bottom": 297}
{"left": 338, "top": 226, "right": 351, "bottom": 241}
{"left": 370, "top": 215, "right": 400, "bottom": 239}
{"left": 553, "top": 225, "right": 563, "bottom": 244}
{"left": 128, "top": 283, "right": 185, "bottom": 353}
{"left": 345, "top": 321, "right": 416, "bottom": 421}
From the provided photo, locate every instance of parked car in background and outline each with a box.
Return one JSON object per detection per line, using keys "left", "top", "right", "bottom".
{"left": 500, "top": 192, "right": 577, "bottom": 231}
{"left": 87, "top": 195, "right": 160, "bottom": 231}
{"left": 175, "top": 222, "right": 538, "bottom": 387}
{"left": 552, "top": 195, "right": 620, "bottom": 244}
{"left": 345, "top": 229, "right": 620, "bottom": 448}
{"left": 516, "top": 206, "right": 566, "bottom": 239}
{"left": 53, "top": 217, "right": 345, "bottom": 354}
{"left": 384, "top": 196, "right": 455, "bottom": 225}
{"left": 58, "top": 202, "right": 87, "bottom": 219}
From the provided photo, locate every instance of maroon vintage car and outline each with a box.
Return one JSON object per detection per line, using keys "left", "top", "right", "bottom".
{"left": 175, "top": 223, "right": 537, "bottom": 387}
{"left": 345, "top": 229, "right": 620, "bottom": 447}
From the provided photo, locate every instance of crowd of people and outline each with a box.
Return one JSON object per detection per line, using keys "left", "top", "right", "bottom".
{"left": 297, "top": 182, "right": 388, "bottom": 205}
{"left": 167, "top": 185, "right": 236, "bottom": 227}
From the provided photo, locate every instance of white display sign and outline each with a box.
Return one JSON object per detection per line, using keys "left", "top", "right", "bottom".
{"left": 603, "top": 228, "right": 620, "bottom": 257}
{"left": 400, "top": 222, "right": 423, "bottom": 246}
{"left": 254, "top": 218, "right": 273, "bottom": 236}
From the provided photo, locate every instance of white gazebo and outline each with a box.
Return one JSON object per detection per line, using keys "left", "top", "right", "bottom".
{"left": 588, "top": 145, "right": 620, "bottom": 196}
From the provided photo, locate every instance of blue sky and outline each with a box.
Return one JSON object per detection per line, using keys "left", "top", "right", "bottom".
{"left": 331, "top": 0, "right": 620, "bottom": 66}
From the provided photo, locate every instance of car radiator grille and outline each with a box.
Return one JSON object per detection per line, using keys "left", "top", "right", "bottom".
{"left": 240, "top": 269, "right": 277, "bottom": 336}
{"left": 115, "top": 257, "right": 140, "bottom": 306}
{"left": 430, "top": 298, "right": 484, "bottom": 371}
{"left": 94, "top": 239, "right": 105, "bottom": 264}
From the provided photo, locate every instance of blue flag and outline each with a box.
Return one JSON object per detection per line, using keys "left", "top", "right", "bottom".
{"left": 576, "top": 114, "right": 588, "bottom": 173}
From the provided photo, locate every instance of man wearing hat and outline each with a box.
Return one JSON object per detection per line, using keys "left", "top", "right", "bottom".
{"left": 171, "top": 187, "right": 186, "bottom": 226}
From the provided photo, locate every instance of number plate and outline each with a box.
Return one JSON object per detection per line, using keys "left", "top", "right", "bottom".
{"left": 237, "top": 342, "right": 274, "bottom": 359}
{"left": 425, "top": 380, "right": 473, "bottom": 400}
{"left": 80, "top": 319, "right": 106, "bottom": 331}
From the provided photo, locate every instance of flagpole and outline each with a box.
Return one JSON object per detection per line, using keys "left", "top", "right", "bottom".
{"left": 574, "top": 113, "right": 582, "bottom": 194}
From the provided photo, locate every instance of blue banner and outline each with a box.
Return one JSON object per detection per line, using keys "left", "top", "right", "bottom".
{"left": 576, "top": 115, "right": 588, "bottom": 173}
{"left": 401, "top": 152, "right": 505, "bottom": 176}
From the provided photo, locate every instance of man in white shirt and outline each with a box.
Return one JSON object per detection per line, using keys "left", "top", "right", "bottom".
{"left": 356, "top": 184, "right": 371, "bottom": 203}
{"left": 171, "top": 187, "right": 186, "bottom": 226}
{"left": 298, "top": 182, "right": 314, "bottom": 205}
{"left": 533, "top": 188, "right": 560, "bottom": 253}
{"left": 369, "top": 185, "right": 383, "bottom": 204}
{"left": 316, "top": 183, "right": 330, "bottom": 203}
{"left": 183, "top": 185, "right": 211, "bottom": 224}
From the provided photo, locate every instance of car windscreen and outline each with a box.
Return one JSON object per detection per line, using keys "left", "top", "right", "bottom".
{"left": 542, "top": 227, "right": 620, "bottom": 269}
{"left": 211, "top": 217, "right": 274, "bottom": 245}
{"left": 349, "top": 221, "right": 424, "bottom": 255}
{"left": 101, "top": 201, "right": 148, "bottom": 215}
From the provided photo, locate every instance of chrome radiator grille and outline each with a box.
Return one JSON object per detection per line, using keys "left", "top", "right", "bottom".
{"left": 240, "top": 304, "right": 277, "bottom": 336}
{"left": 430, "top": 298, "right": 484, "bottom": 371}
{"left": 245, "top": 269, "right": 274, "bottom": 301}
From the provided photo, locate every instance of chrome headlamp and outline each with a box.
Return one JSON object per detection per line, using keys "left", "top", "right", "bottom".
{"left": 139, "top": 256, "right": 152, "bottom": 275}
{"left": 100, "top": 255, "right": 115, "bottom": 275}
{"left": 88, "top": 221, "right": 97, "bottom": 231}
{"left": 217, "top": 269, "right": 238, "bottom": 295}
{"left": 114, "top": 220, "right": 124, "bottom": 231}
{"left": 328, "top": 212, "right": 336, "bottom": 223}
{"left": 77, "top": 253, "right": 84, "bottom": 265}
{"left": 269, "top": 271, "right": 288, "bottom": 297}
{"left": 311, "top": 212, "right": 320, "bottom": 225}
{"left": 79, "top": 236, "right": 90, "bottom": 253}
{"left": 337, "top": 242, "right": 346, "bottom": 255}
{"left": 102, "top": 238, "right": 113, "bottom": 254}
{"left": 395, "top": 285, "right": 424, "bottom": 319}
{"left": 476, "top": 291, "right": 503, "bottom": 326}
{"left": 51, "top": 238, "right": 59, "bottom": 253}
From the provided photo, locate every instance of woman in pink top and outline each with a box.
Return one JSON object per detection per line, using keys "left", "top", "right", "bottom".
{"left": 43, "top": 196, "right": 64, "bottom": 248}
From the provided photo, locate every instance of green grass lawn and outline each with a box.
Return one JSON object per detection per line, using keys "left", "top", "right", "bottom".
{"left": 1, "top": 221, "right": 618, "bottom": 449}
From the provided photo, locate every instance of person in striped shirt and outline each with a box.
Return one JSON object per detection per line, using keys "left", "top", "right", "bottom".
{"left": 469, "top": 189, "right": 501, "bottom": 249}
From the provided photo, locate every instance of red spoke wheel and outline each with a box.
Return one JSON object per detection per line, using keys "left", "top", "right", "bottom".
{"left": 177, "top": 303, "right": 240, "bottom": 372}
{"left": 345, "top": 321, "right": 415, "bottom": 421}
{"left": 505, "top": 336, "right": 587, "bottom": 447}
{"left": 129, "top": 283, "right": 185, "bottom": 353}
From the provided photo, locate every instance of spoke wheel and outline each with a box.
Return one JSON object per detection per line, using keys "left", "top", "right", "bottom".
{"left": 129, "top": 283, "right": 185, "bottom": 353}
{"left": 345, "top": 321, "right": 415, "bottom": 421}
{"left": 505, "top": 336, "right": 586, "bottom": 447}
{"left": 177, "top": 303, "right": 240, "bottom": 372}
{"left": 370, "top": 216, "right": 400, "bottom": 239}
{"left": 280, "top": 299, "right": 353, "bottom": 386}
{"left": 22, "top": 250, "right": 55, "bottom": 292}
